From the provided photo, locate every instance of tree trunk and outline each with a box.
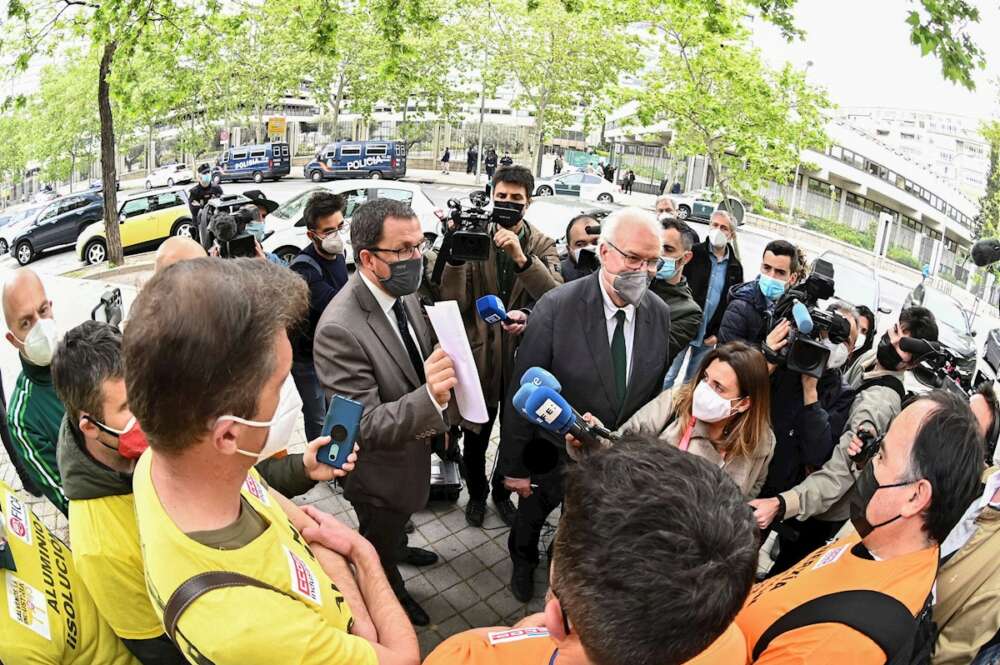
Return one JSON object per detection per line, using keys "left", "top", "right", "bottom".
{"left": 532, "top": 108, "right": 546, "bottom": 178}
{"left": 69, "top": 152, "right": 76, "bottom": 193}
{"left": 98, "top": 41, "right": 123, "bottom": 265}
{"left": 330, "top": 72, "right": 345, "bottom": 139}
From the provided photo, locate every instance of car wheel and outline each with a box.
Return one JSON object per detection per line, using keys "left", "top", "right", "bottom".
{"left": 677, "top": 205, "right": 691, "bottom": 220}
{"left": 212, "top": 174, "right": 222, "bottom": 186}
{"left": 276, "top": 246, "right": 300, "bottom": 265}
{"left": 597, "top": 193, "right": 613, "bottom": 203}
{"left": 369, "top": 171, "right": 382, "bottom": 180}
{"left": 84, "top": 239, "right": 107, "bottom": 265}
{"left": 537, "top": 186, "right": 553, "bottom": 196}
{"left": 253, "top": 171, "right": 264, "bottom": 183}
{"left": 15, "top": 241, "right": 33, "bottom": 266}
{"left": 167, "top": 178, "right": 174, "bottom": 187}
{"left": 172, "top": 219, "right": 197, "bottom": 239}
{"left": 145, "top": 181, "right": 152, "bottom": 190}
{"left": 0, "top": 239, "right": 8, "bottom": 255}
{"left": 311, "top": 170, "right": 323, "bottom": 183}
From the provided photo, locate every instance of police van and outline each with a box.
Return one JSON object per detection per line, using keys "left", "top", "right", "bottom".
{"left": 304, "top": 140, "right": 407, "bottom": 182}
{"left": 213, "top": 142, "right": 291, "bottom": 184}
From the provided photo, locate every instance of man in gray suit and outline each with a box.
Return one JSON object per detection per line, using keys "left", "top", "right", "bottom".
{"left": 499, "top": 207, "right": 673, "bottom": 602}
{"left": 314, "top": 198, "right": 458, "bottom": 627}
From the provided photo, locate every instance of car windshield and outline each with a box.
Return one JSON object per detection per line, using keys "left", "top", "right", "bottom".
{"left": 919, "top": 289, "right": 969, "bottom": 333}
{"left": 271, "top": 188, "right": 324, "bottom": 221}
{"left": 824, "top": 257, "right": 875, "bottom": 307}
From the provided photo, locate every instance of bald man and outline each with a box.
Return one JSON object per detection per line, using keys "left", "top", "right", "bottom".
{"left": 2, "top": 269, "right": 67, "bottom": 514}
{"left": 154, "top": 235, "right": 207, "bottom": 273}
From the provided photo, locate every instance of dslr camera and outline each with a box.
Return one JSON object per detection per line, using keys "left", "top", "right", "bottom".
{"left": 199, "top": 193, "right": 261, "bottom": 259}
{"left": 766, "top": 258, "right": 851, "bottom": 378}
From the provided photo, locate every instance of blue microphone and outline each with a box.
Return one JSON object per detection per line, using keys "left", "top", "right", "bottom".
{"left": 476, "top": 295, "right": 509, "bottom": 325}
{"left": 519, "top": 386, "right": 616, "bottom": 445}
{"left": 512, "top": 383, "right": 538, "bottom": 416}
{"left": 791, "top": 300, "right": 813, "bottom": 334}
{"left": 519, "top": 366, "right": 562, "bottom": 392}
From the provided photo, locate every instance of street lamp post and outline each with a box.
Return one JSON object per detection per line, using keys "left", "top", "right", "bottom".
{"left": 788, "top": 60, "right": 813, "bottom": 222}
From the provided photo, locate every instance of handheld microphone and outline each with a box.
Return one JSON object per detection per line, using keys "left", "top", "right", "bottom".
{"left": 511, "top": 383, "right": 538, "bottom": 416}
{"left": 972, "top": 238, "right": 1000, "bottom": 267}
{"left": 520, "top": 386, "right": 616, "bottom": 446}
{"left": 476, "top": 295, "right": 509, "bottom": 325}
{"left": 520, "top": 367, "right": 562, "bottom": 392}
{"left": 791, "top": 300, "right": 813, "bottom": 334}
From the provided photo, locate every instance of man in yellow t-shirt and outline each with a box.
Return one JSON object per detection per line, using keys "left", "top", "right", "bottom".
{"left": 424, "top": 437, "right": 758, "bottom": 665}
{"left": 0, "top": 481, "right": 138, "bottom": 664}
{"left": 126, "top": 257, "right": 418, "bottom": 665}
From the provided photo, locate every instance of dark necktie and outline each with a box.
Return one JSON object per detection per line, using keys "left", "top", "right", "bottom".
{"left": 611, "top": 310, "right": 627, "bottom": 405}
{"left": 392, "top": 299, "right": 426, "bottom": 383}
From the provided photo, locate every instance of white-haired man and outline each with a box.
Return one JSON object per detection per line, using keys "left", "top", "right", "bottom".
{"left": 498, "top": 207, "right": 673, "bottom": 602}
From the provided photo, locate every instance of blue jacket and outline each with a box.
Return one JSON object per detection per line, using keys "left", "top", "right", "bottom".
{"left": 289, "top": 244, "right": 349, "bottom": 361}
{"left": 717, "top": 278, "right": 773, "bottom": 347}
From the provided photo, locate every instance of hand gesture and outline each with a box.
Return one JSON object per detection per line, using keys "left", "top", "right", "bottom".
{"left": 425, "top": 346, "right": 457, "bottom": 408}
{"left": 300, "top": 505, "right": 370, "bottom": 559}
{"left": 501, "top": 309, "right": 527, "bottom": 336}
{"left": 494, "top": 227, "right": 527, "bottom": 264}
{"left": 749, "top": 497, "right": 781, "bottom": 530}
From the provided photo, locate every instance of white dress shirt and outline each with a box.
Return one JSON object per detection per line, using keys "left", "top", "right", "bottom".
{"left": 359, "top": 271, "right": 445, "bottom": 412}
{"left": 941, "top": 468, "right": 1000, "bottom": 559}
{"left": 598, "top": 271, "right": 636, "bottom": 386}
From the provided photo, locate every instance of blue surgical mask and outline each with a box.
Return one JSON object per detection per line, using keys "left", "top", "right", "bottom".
{"left": 758, "top": 274, "right": 787, "bottom": 301}
{"left": 246, "top": 222, "right": 266, "bottom": 243}
{"left": 656, "top": 257, "right": 677, "bottom": 281}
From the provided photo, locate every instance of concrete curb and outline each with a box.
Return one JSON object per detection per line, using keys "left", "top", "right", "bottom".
{"left": 62, "top": 252, "right": 156, "bottom": 281}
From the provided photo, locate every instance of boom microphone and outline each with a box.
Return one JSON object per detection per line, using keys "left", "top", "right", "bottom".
{"left": 519, "top": 386, "right": 616, "bottom": 446}
{"left": 791, "top": 301, "right": 813, "bottom": 334}
{"left": 520, "top": 367, "right": 562, "bottom": 392}
{"left": 476, "top": 295, "right": 509, "bottom": 325}
{"left": 972, "top": 238, "right": 1000, "bottom": 267}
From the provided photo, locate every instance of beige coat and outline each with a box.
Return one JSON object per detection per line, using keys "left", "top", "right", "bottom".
{"left": 618, "top": 390, "right": 775, "bottom": 498}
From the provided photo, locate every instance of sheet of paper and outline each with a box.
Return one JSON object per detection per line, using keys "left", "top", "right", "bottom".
{"left": 425, "top": 300, "right": 489, "bottom": 424}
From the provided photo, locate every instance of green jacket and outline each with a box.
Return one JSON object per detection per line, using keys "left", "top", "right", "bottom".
{"left": 650, "top": 276, "right": 703, "bottom": 365}
{"left": 7, "top": 357, "right": 66, "bottom": 514}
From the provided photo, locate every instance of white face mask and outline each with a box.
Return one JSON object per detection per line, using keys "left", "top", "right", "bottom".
{"left": 823, "top": 339, "right": 850, "bottom": 370}
{"left": 856, "top": 333, "right": 867, "bottom": 350}
{"left": 218, "top": 376, "right": 302, "bottom": 462}
{"left": 573, "top": 246, "right": 596, "bottom": 263}
{"left": 12, "top": 317, "right": 58, "bottom": 367}
{"left": 320, "top": 231, "right": 344, "bottom": 256}
{"left": 708, "top": 228, "right": 729, "bottom": 248}
{"left": 691, "top": 380, "right": 740, "bottom": 423}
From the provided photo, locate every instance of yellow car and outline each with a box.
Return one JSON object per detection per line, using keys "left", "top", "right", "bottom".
{"left": 76, "top": 189, "right": 195, "bottom": 265}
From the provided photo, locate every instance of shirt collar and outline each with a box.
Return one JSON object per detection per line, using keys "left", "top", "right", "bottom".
{"left": 598, "top": 270, "right": 635, "bottom": 322}
{"left": 359, "top": 270, "right": 397, "bottom": 316}
{"left": 709, "top": 245, "right": 730, "bottom": 264}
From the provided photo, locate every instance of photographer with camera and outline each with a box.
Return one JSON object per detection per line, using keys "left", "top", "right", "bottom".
{"left": 750, "top": 306, "right": 939, "bottom": 574}
{"left": 438, "top": 165, "right": 563, "bottom": 528}
{"left": 560, "top": 214, "right": 600, "bottom": 282}
{"left": 718, "top": 240, "right": 800, "bottom": 347}
{"left": 188, "top": 165, "right": 222, "bottom": 239}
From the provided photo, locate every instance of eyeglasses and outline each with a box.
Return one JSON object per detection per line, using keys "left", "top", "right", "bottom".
{"left": 315, "top": 222, "right": 349, "bottom": 238}
{"left": 606, "top": 240, "right": 663, "bottom": 271}
{"left": 367, "top": 238, "right": 431, "bottom": 262}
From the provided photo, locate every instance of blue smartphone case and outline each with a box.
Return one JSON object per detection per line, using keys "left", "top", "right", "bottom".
{"left": 317, "top": 395, "right": 363, "bottom": 469}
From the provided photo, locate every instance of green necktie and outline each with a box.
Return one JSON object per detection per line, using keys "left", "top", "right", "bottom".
{"left": 612, "top": 310, "right": 627, "bottom": 405}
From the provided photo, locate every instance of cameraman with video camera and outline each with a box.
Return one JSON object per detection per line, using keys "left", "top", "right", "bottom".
{"left": 438, "top": 165, "right": 563, "bottom": 527}
{"left": 560, "top": 214, "right": 600, "bottom": 282}
{"left": 189, "top": 165, "right": 222, "bottom": 241}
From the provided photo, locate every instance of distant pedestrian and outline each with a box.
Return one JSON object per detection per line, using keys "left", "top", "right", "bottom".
{"left": 623, "top": 169, "right": 636, "bottom": 195}
{"left": 585, "top": 163, "right": 596, "bottom": 175}
{"left": 670, "top": 181, "right": 682, "bottom": 194}
{"left": 500, "top": 151, "right": 513, "bottom": 167}
{"left": 485, "top": 148, "right": 498, "bottom": 180}
{"left": 440, "top": 147, "right": 451, "bottom": 174}
{"left": 603, "top": 162, "right": 615, "bottom": 183}
{"left": 553, "top": 154, "right": 563, "bottom": 175}
{"left": 466, "top": 146, "right": 478, "bottom": 175}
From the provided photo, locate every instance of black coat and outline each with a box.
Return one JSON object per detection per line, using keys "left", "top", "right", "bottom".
{"left": 686, "top": 239, "right": 744, "bottom": 338}
{"left": 499, "top": 273, "right": 671, "bottom": 478}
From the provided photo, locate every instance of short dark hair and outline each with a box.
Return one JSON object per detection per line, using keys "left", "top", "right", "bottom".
{"left": 349, "top": 199, "right": 418, "bottom": 264}
{"left": 492, "top": 165, "right": 534, "bottom": 200}
{"left": 660, "top": 217, "right": 695, "bottom": 251}
{"left": 565, "top": 214, "right": 597, "bottom": 244}
{"left": 909, "top": 390, "right": 984, "bottom": 543}
{"left": 303, "top": 191, "right": 345, "bottom": 231}
{"left": 975, "top": 381, "right": 1000, "bottom": 459}
{"left": 553, "top": 438, "right": 757, "bottom": 665}
{"left": 52, "top": 321, "right": 123, "bottom": 422}
{"left": 123, "top": 258, "right": 308, "bottom": 454}
{"left": 763, "top": 239, "right": 799, "bottom": 273}
{"left": 899, "top": 305, "right": 938, "bottom": 342}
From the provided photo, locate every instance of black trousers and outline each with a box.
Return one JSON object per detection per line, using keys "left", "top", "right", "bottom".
{"left": 768, "top": 517, "right": 845, "bottom": 577}
{"left": 352, "top": 502, "right": 410, "bottom": 597}
{"left": 508, "top": 466, "right": 565, "bottom": 567}
{"left": 461, "top": 405, "right": 507, "bottom": 503}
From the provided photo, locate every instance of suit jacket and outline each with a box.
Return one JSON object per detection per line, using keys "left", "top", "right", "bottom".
{"left": 498, "top": 272, "right": 672, "bottom": 478}
{"left": 313, "top": 273, "right": 453, "bottom": 514}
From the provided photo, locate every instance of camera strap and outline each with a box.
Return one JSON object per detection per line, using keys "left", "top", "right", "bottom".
{"left": 431, "top": 234, "right": 453, "bottom": 285}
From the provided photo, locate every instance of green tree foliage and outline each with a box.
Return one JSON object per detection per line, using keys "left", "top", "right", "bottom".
{"left": 977, "top": 121, "right": 1000, "bottom": 241}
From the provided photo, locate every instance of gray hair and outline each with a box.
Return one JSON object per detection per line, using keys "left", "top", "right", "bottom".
{"left": 599, "top": 208, "right": 662, "bottom": 257}
{"left": 710, "top": 210, "right": 735, "bottom": 231}
{"left": 655, "top": 195, "right": 676, "bottom": 211}
{"left": 350, "top": 199, "right": 418, "bottom": 263}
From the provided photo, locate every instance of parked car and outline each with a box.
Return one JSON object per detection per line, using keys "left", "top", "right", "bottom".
{"left": 813, "top": 250, "right": 890, "bottom": 314}
{"left": 0, "top": 204, "right": 45, "bottom": 255}
{"left": 902, "top": 283, "right": 977, "bottom": 389}
{"left": 303, "top": 140, "right": 407, "bottom": 182}
{"left": 262, "top": 180, "right": 441, "bottom": 265}
{"left": 145, "top": 163, "right": 194, "bottom": 190}
{"left": 671, "top": 189, "right": 746, "bottom": 225}
{"left": 213, "top": 142, "right": 291, "bottom": 184}
{"left": 533, "top": 172, "right": 620, "bottom": 203}
{"left": 12, "top": 192, "right": 105, "bottom": 265}
{"left": 76, "top": 189, "right": 193, "bottom": 265}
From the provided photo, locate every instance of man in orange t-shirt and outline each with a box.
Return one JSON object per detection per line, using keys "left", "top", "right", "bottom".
{"left": 738, "top": 391, "right": 984, "bottom": 664}
{"left": 425, "top": 437, "right": 758, "bottom": 665}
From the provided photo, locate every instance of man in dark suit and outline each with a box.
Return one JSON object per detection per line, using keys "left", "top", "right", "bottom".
{"left": 314, "top": 198, "right": 459, "bottom": 627}
{"left": 498, "top": 208, "right": 672, "bottom": 602}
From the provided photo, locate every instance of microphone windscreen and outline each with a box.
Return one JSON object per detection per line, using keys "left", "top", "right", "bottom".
{"left": 522, "top": 386, "right": 574, "bottom": 434}
{"left": 476, "top": 295, "right": 508, "bottom": 324}
{"left": 511, "top": 383, "right": 537, "bottom": 415}
{"left": 792, "top": 301, "right": 814, "bottom": 334}
{"left": 519, "top": 367, "right": 562, "bottom": 392}
{"left": 972, "top": 239, "right": 1000, "bottom": 267}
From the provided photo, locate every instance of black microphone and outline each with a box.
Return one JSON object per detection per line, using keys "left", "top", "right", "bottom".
{"left": 972, "top": 238, "right": 1000, "bottom": 267}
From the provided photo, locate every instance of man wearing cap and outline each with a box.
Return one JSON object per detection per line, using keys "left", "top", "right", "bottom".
{"left": 188, "top": 164, "right": 223, "bottom": 246}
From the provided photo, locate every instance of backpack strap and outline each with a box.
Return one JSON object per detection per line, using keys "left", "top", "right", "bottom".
{"left": 162, "top": 571, "right": 297, "bottom": 643}
{"left": 289, "top": 253, "right": 323, "bottom": 276}
{"left": 752, "top": 590, "right": 918, "bottom": 662}
{"left": 859, "top": 374, "right": 906, "bottom": 403}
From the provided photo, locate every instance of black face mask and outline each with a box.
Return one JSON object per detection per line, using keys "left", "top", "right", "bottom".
{"left": 492, "top": 201, "right": 525, "bottom": 229}
{"left": 847, "top": 461, "right": 916, "bottom": 538}
{"left": 876, "top": 332, "right": 904, "bottom": 371}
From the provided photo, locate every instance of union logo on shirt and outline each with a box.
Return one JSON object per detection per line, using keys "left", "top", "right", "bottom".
{"left": 6, "top": 573, "right": 51, "bottom": 640}
{"left": 5, "top": 493, "right": 31, "bottom": 545}
{"left": 284, "top": 546, "right": 322, "bottom": 606}
{"left": 242, "top": 474, "right": 270, "bottom": 507}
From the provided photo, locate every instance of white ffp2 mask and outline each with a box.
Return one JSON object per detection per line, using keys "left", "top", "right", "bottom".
{"left": 218, "top": 376, "right": 302, "bottom": 462}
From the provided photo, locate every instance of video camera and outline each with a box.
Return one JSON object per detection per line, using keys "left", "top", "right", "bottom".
{"left": 430, "top": 191, "right": 494, "bottom": 284}
{"left": 199, "top": 194, "right": 261, "bottom": 259}
{"left": 900, "top": 336, "right": 973, "bottom": 396}
{"left": 766, "top": 258, "right": 851, "bottom": 378}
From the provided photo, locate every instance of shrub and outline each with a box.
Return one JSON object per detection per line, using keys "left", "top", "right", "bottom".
{"left": 887, "top": 246, "right": 922, "bottom": 270}
{"left": 801, "top": 216, "right": 875, "bottom": 250}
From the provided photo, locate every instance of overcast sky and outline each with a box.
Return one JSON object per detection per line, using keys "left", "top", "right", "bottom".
{"left": 752, "top": 0, "right": 1000, "bottom": 123}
